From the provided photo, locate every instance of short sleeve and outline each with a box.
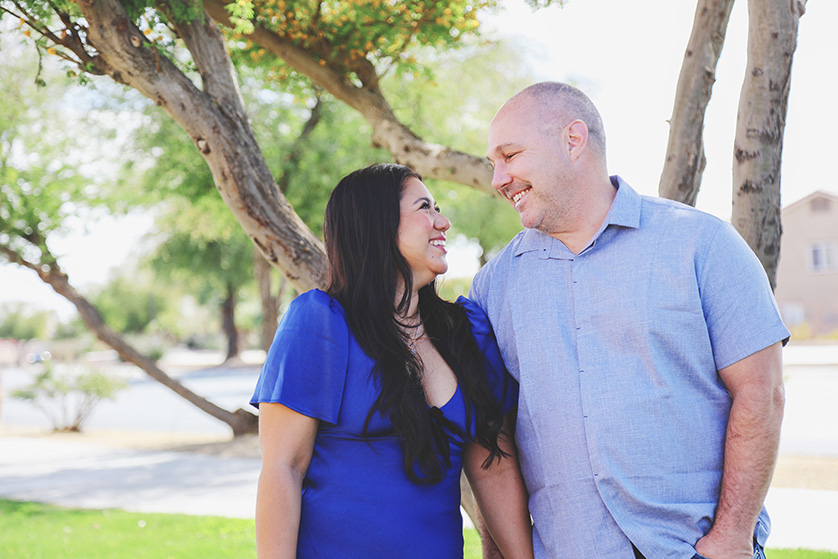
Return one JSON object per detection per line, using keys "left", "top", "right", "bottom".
{"left": 250, "top": 289, "right": 349, "bottom": 424}
{"left": 457, "top": 296, "right": 519, "bottom": 414}
{"left": 698, "top": 221, "right": 790, "bottom": 370}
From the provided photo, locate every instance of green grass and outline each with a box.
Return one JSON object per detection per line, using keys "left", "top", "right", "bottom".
{"left": 1, "top": 499, "right": 835, "bottom": 559}
{"left": 0, "top": 500, "right": 255, "bottom": 559}
{"left": 768, "top": 552, "right": 838, "bottom": 559}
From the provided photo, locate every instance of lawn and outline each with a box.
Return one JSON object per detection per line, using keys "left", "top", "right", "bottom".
{"left": 0, "top": 499, "right": 834, "bottom": 558}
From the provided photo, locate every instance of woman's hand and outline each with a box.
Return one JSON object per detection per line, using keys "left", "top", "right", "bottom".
{"left": 464, "top": 412, "right": 534, "bottom": 559}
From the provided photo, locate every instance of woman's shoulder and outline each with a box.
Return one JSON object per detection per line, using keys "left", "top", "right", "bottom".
{"left": 288, "top": 289, "right": 346, "bottom": 316}
{"left": 454, "top": 296, "right": 490, "bottom": 331}
{"left": 453, "top": 296, "right": 500, "bottom": 353}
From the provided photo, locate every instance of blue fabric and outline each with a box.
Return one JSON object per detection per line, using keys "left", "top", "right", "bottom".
{"left": 470, "top": 177, "right": 789, "bottom": 559}
{"left": 251, "top": 289, "right": 517, "bottom": 558}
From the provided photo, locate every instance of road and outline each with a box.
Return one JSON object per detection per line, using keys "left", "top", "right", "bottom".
{"left": 2, "top": 344, "right": 837, "bottom": 455}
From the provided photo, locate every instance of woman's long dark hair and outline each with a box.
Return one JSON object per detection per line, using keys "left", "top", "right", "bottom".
{"left": 324, "top": 163, "right": 509, "bottom": 484}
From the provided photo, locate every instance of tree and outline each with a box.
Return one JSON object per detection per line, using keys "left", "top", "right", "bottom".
{"left": 6, "top": 0, "right": 803, "bottom": 289}
{"left": 730, "top": 0, "right": 805, "bottom": 287}
{"left": 0, "top": 303, "right": 52, "bottom": 340}
{"left": 92, "top": 274, "right": 170, "bottom": 335}
{"left": 0, "top": 42, "right": 258, "bottom": 435}
{"left": 147, "top": 200, "right": 256, "bottom": 362}
{"left": 659, "top": 0, "right": 805, "bottom": 286}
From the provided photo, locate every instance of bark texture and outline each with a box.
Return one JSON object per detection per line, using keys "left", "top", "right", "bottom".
{"left": 732, "top": 0, "right": 805, "bottom": 288}
{"left": 0, "top": 246, "right": 258, "bottom": 436}
{"left": 202, "top": 0, "right": 495, "bottom": 193}
{"left": 76, "top": 0, "right": 326, "bottom": 293}
{"left": 659, "top": 0, "right": 735, "bottom": 205}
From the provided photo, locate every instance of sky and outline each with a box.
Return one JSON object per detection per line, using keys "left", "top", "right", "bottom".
{"left": 2, "top": 0, "right": 836, "bottom": 317}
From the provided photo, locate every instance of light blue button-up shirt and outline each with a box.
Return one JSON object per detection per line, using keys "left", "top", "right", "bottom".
{"left": 470, "top": 177, "right": 789, "bottom": 559}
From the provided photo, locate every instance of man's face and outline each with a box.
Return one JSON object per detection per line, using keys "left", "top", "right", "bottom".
{"left": 486, "top": 98, "right": 574, "bottom": 235}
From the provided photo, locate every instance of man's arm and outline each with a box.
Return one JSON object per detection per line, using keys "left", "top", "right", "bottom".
{"left": 695, "top": 342, "right": 785, "bottom": 559}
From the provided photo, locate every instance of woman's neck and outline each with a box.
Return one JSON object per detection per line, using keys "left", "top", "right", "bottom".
{"left": 395, "top": 284, "right": 421, "bottom": 321}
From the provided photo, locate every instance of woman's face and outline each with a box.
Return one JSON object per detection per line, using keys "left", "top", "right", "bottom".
{"left": 397, "top": 177, "right": 451, "bottom": 290}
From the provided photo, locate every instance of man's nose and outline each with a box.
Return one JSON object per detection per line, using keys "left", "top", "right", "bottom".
{"left": 491, "top": 163, "right": 511, "bottom": 191}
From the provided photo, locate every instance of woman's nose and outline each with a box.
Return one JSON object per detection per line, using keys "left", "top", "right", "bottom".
{"left": 436, "top": 213, "right": 451, "bottom": 232}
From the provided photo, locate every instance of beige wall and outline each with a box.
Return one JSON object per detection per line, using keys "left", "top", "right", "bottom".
{"left": 774, "top": 192, "right": 838, "bottom": 336}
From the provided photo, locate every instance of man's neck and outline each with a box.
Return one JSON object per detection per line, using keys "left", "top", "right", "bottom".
{"left": 550, "top": 176, "right": 617, "bottom": 255}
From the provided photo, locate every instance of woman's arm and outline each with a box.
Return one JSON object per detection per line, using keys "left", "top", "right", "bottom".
{"left": 464, "top": 412, "right": 533, "bottom": 559}
{"left": 255, "top": 402, "right": 319, "bottom": 559}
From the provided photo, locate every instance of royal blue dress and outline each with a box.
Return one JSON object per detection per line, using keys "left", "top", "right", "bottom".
{"left": 251, "top": 289, "right": 517, "bottom": 558}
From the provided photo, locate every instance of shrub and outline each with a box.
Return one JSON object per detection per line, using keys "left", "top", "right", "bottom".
{"left": 12, "top": 364, "right": 127, "bottom": 432}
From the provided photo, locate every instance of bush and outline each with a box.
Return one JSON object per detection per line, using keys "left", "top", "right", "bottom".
{"left": 11, "top": 364, "right": 127, "bottom": 432}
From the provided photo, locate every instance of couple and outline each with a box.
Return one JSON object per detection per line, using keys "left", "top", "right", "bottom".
{"left": 251, "top": 83, "right": 789, "bottom": 559}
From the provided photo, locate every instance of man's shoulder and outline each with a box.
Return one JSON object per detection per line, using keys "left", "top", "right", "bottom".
{"left": 471, "top": 230, "right": 527, "bottom": 301}
{"left": 476, "top": 230, "right": 527, "bottom": 275}
{"left": 638, "top": 194, "right": 729, "bottom": 235}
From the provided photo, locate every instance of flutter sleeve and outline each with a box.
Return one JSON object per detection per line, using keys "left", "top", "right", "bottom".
{"left": 250, "top": 289, "right": 349, "bottom": 425}
{"left": 457, "top": 296, "right": 519, "bottom": 414}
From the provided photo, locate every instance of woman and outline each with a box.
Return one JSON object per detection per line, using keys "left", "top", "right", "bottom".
{"left": 252, "top": 164, "right": 532, "bottom": 558}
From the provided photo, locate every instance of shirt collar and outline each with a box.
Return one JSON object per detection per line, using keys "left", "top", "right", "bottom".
{"left": 604, "top": 175, "right": 641, "bottom": 230}
{"left": 514, "top": 175, "right": 641, "bottom": 257}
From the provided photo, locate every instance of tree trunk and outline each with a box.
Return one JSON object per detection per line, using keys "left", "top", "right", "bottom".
{"left": 221, "top": 283, "right": 240, "bottom": 362}
{"left": 74, "top": 0, "right": 327, "bottom": 293}
{"left": 0, "top": 246, "right": 258, "bottom": 436}
{"left": 659, "top": 0, "right": 735, "bottom": 205}
{"left": 731, "top": 0, "right": 805, "bottom": 288}
{"left": 254, "top": 251, "right": 281, "bottom": 353}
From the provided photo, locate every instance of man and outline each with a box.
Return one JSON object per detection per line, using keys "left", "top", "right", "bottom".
{"left": 470, "top": 82, "right": 789, "bottom": 559}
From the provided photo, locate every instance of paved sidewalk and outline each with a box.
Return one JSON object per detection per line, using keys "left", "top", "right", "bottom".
{"left": 1, "top": 435, "right": 837, "bottom": 552}
{"left": 0, "top": 436, "right": 259, "bottom": 519}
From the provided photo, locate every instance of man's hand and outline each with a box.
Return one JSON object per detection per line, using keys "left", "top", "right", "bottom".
{"left": 695, "top": 342, "right": 784, "bottom": 559}
{"left": 694, "top": 530, "right": 753, "bottom": 559}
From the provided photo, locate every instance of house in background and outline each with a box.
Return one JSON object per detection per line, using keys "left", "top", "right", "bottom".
{"left": 774, "top": 190, "right": 838, "bottom": 337}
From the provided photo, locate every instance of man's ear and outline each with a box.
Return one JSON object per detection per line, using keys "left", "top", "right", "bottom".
{"left": 565, "top": 120, "right": 589, "bottom": 162}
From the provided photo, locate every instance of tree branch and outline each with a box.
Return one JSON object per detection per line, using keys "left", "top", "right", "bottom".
{"left": 72, "top": 0, "right": 326, "bottom": 291}
{"left": 202, "top": 0, "right": 495, "bottom": 192}
{"left": 0, "top": 242, "right": 258, "bottom": 436}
